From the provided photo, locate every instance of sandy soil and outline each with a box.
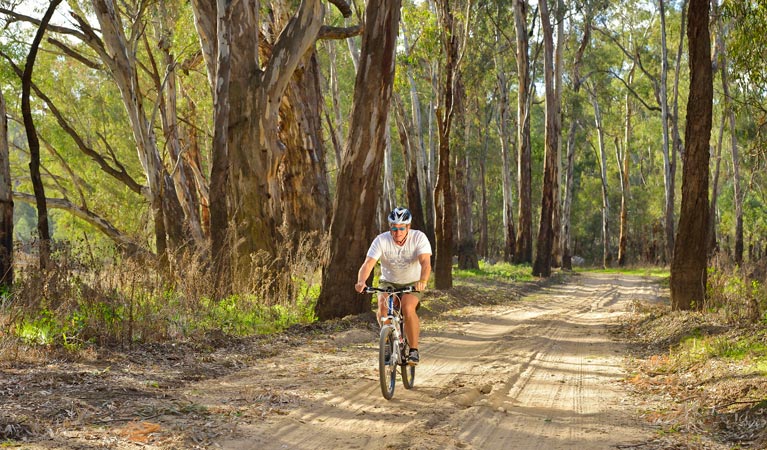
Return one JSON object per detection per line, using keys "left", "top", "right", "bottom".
{"left": 197, "top": 272, "right": 659, "bottom": 450}
{"left": 2, "top": 272, "right": 665, "bottom": 449}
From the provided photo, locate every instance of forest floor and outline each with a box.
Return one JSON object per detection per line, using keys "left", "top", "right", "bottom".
{"left": 2, "top": 271, "right": 766, "bottom": 449}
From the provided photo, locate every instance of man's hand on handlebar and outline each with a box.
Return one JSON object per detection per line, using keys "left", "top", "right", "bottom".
{"left": 354, "top": 281, "right": 366, "bottom": 293}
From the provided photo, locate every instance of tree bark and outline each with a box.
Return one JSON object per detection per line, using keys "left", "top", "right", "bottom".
{"left": 315, "top": 0, "right": 401, "bottom": 320}
{"left": 551, "top": 0, "right": 565, "bottom": 267}
{"left": 401, "top": 21, "right": 433, "bottom": 243}
{"left": 455, "top": 90, "right": 478, "bottom": 270}
{"left": 478, "top": 132, "right": 489, "bottom": 259}
{"left": 393, "top": 94, "right": 427, "bottom": 234}
{"left": 513, "top": 0, "right": 533, "bottom": 264}
{"left": 708, "top": 109, "right": 724, "bottom": 257}
{"left": 671, "top": 0, "right": 712, "bottom": 311}
{"left": 80, "top": 0, "right": 187, "bottom": 265}
{"left": 0, "top": 90, "right": 12, "bottom": 288}
{"left": 533, "top": 0, "right": 558, "bottom": 278}
{"left": 717, "top": 33, "right": 743, "bottom": 264}
{"left": 659, "top": 0, "right": 676, "bottom": 264}
{"left": 589, "top": 85, "right": 612, "bottom": 268}
{"left": 325, "top": 40, "right": 345, "bottom": 167}
{"left": 495, "top": 24, "right": 516, "bottom": 263}
{"left": 433, "top": 0, "right": 466, "bottom": 289}
{"left": 153, "top": 4, "right": 205, "bottom": 244}
{"left": 21, "top": 0, "right": 60, "bottom": 271}
{"left": 278, "top": 52, "right": 332, "bottom": 240}
{"left": 618, "top": 63, "right": 636, "bottom": 266}
{"left": 561, "top": 7, "right": 591, "bottom": 271}
{"left": 221, "top": 0, "right": 323, "bottom": 287}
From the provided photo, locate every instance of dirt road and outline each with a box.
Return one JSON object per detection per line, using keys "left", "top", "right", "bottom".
{"left": 188, "top": 272, "right": 660, "bottom": 449}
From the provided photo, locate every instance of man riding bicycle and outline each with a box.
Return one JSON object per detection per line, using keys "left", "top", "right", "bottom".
{"left": 354, "top": 207, "right": 432, "bottom": 365}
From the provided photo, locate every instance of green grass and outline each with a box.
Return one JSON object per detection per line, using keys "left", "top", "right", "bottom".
{"left": 676, "top": 330, "right": 767, "bottom": 373}
{"left": 454, "top": 260, "right": 535, "bottom": 282}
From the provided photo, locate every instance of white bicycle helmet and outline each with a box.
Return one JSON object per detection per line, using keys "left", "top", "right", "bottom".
{"left": 387, "top": 207, "right": 412, "bottom": 225}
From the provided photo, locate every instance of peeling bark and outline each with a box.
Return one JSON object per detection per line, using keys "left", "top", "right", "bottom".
{"left": 0, "top": 90, "right": 12, "bottom": 288}
{"left": 316, "top": 0, "right": 401, "bottom": 320}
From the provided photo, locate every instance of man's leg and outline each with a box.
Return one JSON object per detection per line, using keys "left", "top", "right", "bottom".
{"left": 401, "top": 293, "right": 420, "bottom": 349}
{"left": 377, "top": 294, "right": 390, "bottom": 326}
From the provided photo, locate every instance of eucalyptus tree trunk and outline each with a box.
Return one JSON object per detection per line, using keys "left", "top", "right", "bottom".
{"left": 209, "top": 0, "right": 233, "bottom": 292}
{"left": 671, "top": 0, "right": 688, "bottom": 176}
{"left": 433, "top": 0, "right": 466, "bottom": 289}
{"left": 618, "top": 63, "right": 637, "bottom": 266}
{"left": 393, "top": 94, "right": 427, "bottom": 234}
{"left": 708, "top": 0, "right": 725, "bottom": 257}
{"left": 658, "top": 0, "right": 675, "bottom": 264}
{"left": 715, "top": 27, "right": 743, "bottom": 264}
{"left": 401, "top": 20, "right": 432, "bottom": 233}
{"left": 0, "top": 90, "right": 12, "bottom": 288}
{"left": 562, "top": 119, "right": 577, "bottom": 270}
{"left": 218, "top": 0, "right": 324, "bottom": 286}
{"left": 533, "top": 0, "right": 558, "bottom": 278}
{"left": 154, "top": 1, "right": 205, "bottom": 244}
{"left": 21, "top": 0, "right": 60, "bottom": 271}
{"left": 495, "top": 26, "right": 516, "bottom": 263}
{"left": 325, "top": 40, "right": 345, "bottom": 166}
{"left": 316, "top": 0, "right": 401, "bottom": 320}
{"left": 589, "top": 86, "right": 612, "bottom": 268}
{"left": 382, "top": 126, "right": 396, "bottom": 216}
{"left": 562, "top": 6, "right": 591, "bottom": 271}
{"left": 177, "top": 82, "right": 211, "bottom": 236}
{"left": 279, "top": 54, "right": 332, "bottom": 239}
{"left": 429, "top": 61, "right": 439, "bottom": 205}
{"left": 709, "top": 108, "right": 725, "bottom": 256}
{"left": 79, "top": 0, "right": 188, "bottom": 264}
{"left": 551, "top": 0, "right": 565, "bottom": 267}
{"left": 478, "top": 133, "right": 489, "bottom": 259}
{"left": 513, "top": 0, "right": 533, "bottom": 264}
{"left": 671, "top": 0, "right": 712, "bottom": 311}
{"left": 455, "top": 89, "right": 478, "bottom": 270}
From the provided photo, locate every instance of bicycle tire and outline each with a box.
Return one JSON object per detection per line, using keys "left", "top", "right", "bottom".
{"left": 401, "top": 359, "right": 415, "bottom": 389}
{"left": 379, "top": 325, "right": 397, "bottom": 400}
{"left": 401, "top": 332, "right": 415, "bottom": 389}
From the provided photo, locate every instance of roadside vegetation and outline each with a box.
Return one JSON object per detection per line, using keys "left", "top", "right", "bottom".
{"left": 618, "top": 257, "right": 767, "bottom": 449}
{"left": 2, "top": 250, "right": 766, "bottom": 448}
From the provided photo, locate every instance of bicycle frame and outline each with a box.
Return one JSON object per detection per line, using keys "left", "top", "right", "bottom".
{"left": 364, "top": 285, "right": 416, "bottom": 399}
{"left": 382, "top": 293, "right": 405, "bottom": 365}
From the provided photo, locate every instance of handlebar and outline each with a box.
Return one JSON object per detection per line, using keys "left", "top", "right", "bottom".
{"left": 362, "top": 286, "right": 416, "bottom": 294}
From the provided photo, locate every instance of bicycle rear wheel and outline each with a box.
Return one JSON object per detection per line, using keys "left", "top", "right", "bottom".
{"left": 401, "top": 335, "right": 415, "bottom": 389}
{"left": 379, "top": 326, "right": 397, "bottom": 400}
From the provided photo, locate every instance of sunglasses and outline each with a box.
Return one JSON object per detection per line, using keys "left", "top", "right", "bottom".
{"left": 390, "top": 226, "right": 408, "bottom": 231}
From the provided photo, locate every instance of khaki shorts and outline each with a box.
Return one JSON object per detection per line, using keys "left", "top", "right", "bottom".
{"left": 378, "top": 280, "right": 423, "bottom": 301}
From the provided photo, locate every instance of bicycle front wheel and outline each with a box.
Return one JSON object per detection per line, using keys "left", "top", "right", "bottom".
{"left": 379, "top": 326, "right": 397, "bottom": 400}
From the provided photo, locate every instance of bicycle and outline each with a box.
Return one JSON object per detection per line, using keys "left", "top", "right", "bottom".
{"left": 364, "top": 286, "right": 417, "bottom": 400}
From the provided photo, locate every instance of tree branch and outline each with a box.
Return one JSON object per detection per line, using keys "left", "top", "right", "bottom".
{"left": 327, "top": 0, "right": 352, "bottom": 17}
{"left": 47, "top": 37, "right": 102, "bottom": 70}
{"left": 13, "top": 192, "right": 151, "bottom": 258}
{"left": 0, "top": 7, "right": 87, "bottom": 40}
{"left": 318, "top": 24, "right": 363, "bottom": 40}
{"left": 0, "top": 50, "right": 144, "bottom": 195}
{"left": 605, "top": 69, "right": 662, "bottom": 112}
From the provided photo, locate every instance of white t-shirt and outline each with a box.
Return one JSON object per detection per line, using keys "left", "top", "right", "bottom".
{"left": 366, "top": 229, "right": 432, "bottom": 284}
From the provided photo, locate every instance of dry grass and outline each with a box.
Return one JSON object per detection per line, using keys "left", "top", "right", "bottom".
{"left": 620, "top": 260, "right": 767, "bottom": 449}
{"left": 0, "top": 230, "right": 327, "bottom": 357}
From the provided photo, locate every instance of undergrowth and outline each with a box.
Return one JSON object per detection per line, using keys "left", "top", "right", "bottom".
{"left": 624, "top": 253, "right": 767, "bottom": 448}
{"left": 0, "top": 231, "right": 325, "bottom": 356}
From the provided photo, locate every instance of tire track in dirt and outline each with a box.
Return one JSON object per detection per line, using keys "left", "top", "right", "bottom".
{"left": 200, "top": 273, "right": 659, "bottom": 449}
